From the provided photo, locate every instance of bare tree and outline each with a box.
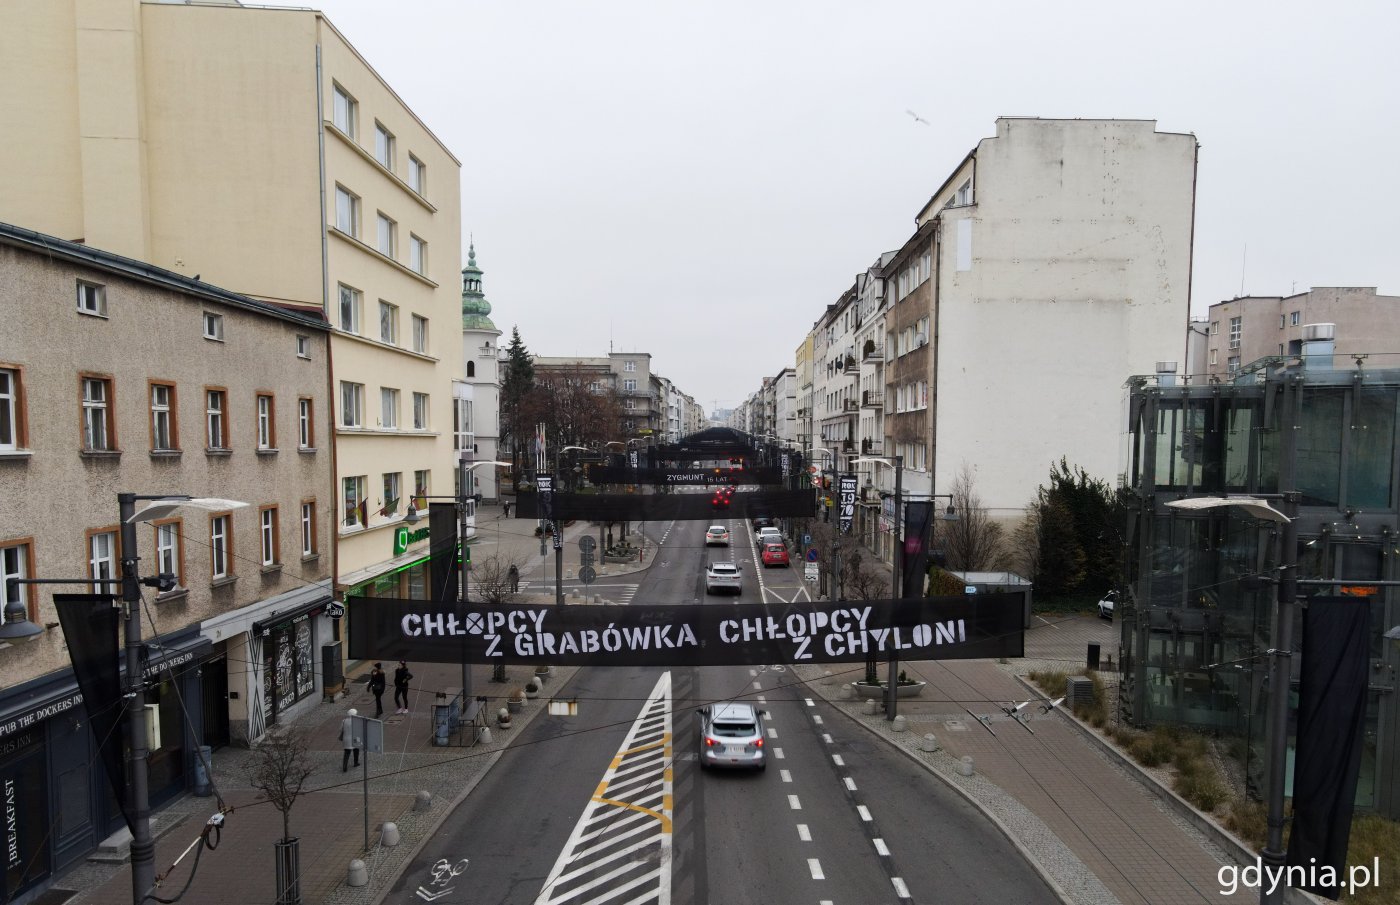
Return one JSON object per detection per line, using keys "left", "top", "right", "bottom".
{"left": 943, "top": 463, "right": 1003, "bottom": 571}
{"left": 470, "top": 551, "right": 529, "bottom": 604}
{"left": 247, "top": 727, "right": 316, "bottom": 845}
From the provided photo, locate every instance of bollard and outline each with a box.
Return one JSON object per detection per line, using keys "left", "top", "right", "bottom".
{"left": 381, "top": 822, "right": 400, "bottom": 847}
{"left": 891, "top": 715, "right": 907, "bottom": 732}
{"left": 566, "top": 569, "right": 574, "bottom": 579}
{"left": 347, "top": 859, "right": 368, "bottom": 887}
{"left": 920, "top": 733, "right": 939, "bottom": 752}
{"left": 413, "top": 791, "right": 432, "bottom": 813}
{"left": 820, "top": 670, "right": 833, "bottom": 686}
{"left": 861, "top": 698, "right": 878, "bottom": 715}
{"left": 839, "top": 683, "right": 854, "bottom": 700}
{"left": 477, "top": 725, "right": 492, "bottom": 745}
{"left": 957, "top": 755, "right": 975, "bottom": 777}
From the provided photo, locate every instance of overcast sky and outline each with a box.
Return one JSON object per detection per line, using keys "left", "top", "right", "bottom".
{"left": 304, "top": 0, "right": 1398, "bottom": 412}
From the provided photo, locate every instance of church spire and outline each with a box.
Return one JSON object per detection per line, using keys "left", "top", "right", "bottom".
{"left": 461, "top": 241, "right": 496, "bottom": 330}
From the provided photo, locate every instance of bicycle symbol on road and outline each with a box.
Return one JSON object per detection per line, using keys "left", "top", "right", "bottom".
{"left": 416, "top": 858, "right": 469, "bottom": 901}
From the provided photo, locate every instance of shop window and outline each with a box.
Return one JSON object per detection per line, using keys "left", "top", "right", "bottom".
{"left": 1348, "top": 387, "right": 1396, "bottom": 509}
{"left": 262, "top": 618, "right": 316, "bottom": 725}
{"left": 1295, "top": 389, "right": 1344, "bottom": 507}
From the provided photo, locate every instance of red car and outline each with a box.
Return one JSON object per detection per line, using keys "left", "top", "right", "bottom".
{"left": 761, "top": 543, "right": 789, "bottom": 567}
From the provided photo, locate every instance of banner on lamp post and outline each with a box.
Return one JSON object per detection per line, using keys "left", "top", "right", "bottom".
{"left": 901, "top": 500, "right": 934, "bottom": 599}
{"left": 838, "top": 475, "right": 858, "bottom": 535}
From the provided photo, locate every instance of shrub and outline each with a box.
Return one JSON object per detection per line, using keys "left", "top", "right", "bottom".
{"left": 1028, "top": 669, "right": 1068, "bottom": 698}
{"left": 1225, "top": 798, "right": 1268, "bottom": 850}
{"left": 1174, "top": 769, "right": 1228, "bottom": 813}
{"left": 1129, "top": 735, "right": 1164, "bottom": 767}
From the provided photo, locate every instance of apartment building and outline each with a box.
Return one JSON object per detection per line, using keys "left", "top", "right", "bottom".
{"left": 534, "top": 352, "right": 662, "bottom": 437}
{"left": 815, "top": 288, "right": 860, "bottom": 467}
{"left": 1203, "top": 287, "right": 1400, "bottom": 378}
{"left": 0, "top": 226, "right": 332, "bottom": 897}
{"left": 0, "top": 0, "right": 464, "bottom": 617}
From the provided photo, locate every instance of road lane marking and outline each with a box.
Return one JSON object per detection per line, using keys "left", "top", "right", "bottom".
{"left": 831, "top": 755, "right": 844, "bottom": 766}
{"left": 857, "top": 805, "right": 872, "bottom": 822}
{"left": 749, "top": 669, "right": 757, "bottom": 677}
{"left": 812, "top": 715, "right": 823, "bottom": 725}
{"left": 780, "top": 770, "right": 792, "bottom": 782}
{"left": 797, "top": 824, "right": 811, "bottom": 842}
{"left": 804, "top": 698, "right": 815, "bottom": 707}
{"left": 843, "top": 777, "right": 857, "bottom": 791}
{"left": 821, "top": 733, "right": 833, "bottom": 744}
{"left": 892, "top": 877, "right": 911, "bottom": 898}
{"left": 773, "top": 747, "right": 785, "bottom": 759}
{"left": 752, "top": 681, "right": 761, "bottom": 690}
{"left": 767, "top": 727, "right": 778, "bottom": 738}
{"left": 757, "top": 695, "right": 767, "bottom": 704}
{"left": 808, "top": 859, "right": 825, "bottom": 880}
{"left": 787, "top": 795, "right": 802, "bottom": 810}
{"left": 873, "top": 838, "right": 890, "bottom": 856}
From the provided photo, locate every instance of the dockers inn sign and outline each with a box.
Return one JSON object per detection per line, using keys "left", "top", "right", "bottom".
{"left": 348, "top": 595, "right": 1024, "bottom": 667}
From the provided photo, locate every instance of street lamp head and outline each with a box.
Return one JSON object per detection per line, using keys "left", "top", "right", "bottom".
{"left": 0, "top": 598, "right": 44, "bottom": 642}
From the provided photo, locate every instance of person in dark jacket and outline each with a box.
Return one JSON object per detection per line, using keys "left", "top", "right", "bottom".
{"left": 368, "top": 663, "right": 387, "bottom": 717}
{"left": 508, "top": 564, "right": 520, "bottom": 593}
{"left": 393, "top": 661, "right": 414, "bottom": 714}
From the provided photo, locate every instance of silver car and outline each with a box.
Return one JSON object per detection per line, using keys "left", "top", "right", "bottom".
{"left": 705, "top": 561, "right": 742, "bottom": 595}
{"left": 698, "top": 702, "right": 767, "bottom": 771}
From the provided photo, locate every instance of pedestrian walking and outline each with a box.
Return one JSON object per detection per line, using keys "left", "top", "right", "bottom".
{"left": 340, "top": 708, "right": 361, "bottom": 772}
{"left": 507, "top": 564, "right": 520, "bottom": 593}
{"left": 393, "top": 660, "right": 413, "bottom": 714}
{"left": 502, "top": 500, "right": 511, "bottom": 518}
{"left": 368, "top": 662, "right": 387, "bottom": 718}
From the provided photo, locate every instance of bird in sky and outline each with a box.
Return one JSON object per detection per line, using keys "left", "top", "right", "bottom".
{"left": 905, "top": 109, "right": 930, "bottom": 126}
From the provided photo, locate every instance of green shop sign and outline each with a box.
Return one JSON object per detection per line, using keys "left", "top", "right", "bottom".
{"left": 393, "top": 525, "right": 431, "bottom": 555}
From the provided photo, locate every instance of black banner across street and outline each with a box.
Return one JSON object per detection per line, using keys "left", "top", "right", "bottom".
{"left": 348, "top": 594, "right": 1024, "bottom": 666}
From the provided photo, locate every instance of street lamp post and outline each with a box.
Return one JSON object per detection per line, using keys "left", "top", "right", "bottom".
{"left": 854, "top": 456, "right": 904, "bottom": 719}
{"left": 553, "top": 446, "right": 593, "bottom": 603}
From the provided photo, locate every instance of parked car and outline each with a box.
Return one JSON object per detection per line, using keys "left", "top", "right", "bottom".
{"left": 751, "top": 515, "right": 775, "bottom": 530}
{"left": 756, "top": 526, "right": 782, "bottom": 547}
{"left": 705, "top": 561, "right": 743, "bottom": 595}
{"left": 1098, "top": 589, "right": 1119, "bottom": 620}
{"left": 705, "top": 525, "right": 731, "bottom": 546}
{"left": 761, "top": 543, "right": 790, "bottom": 567}
{"left": 698, "top": 702, "right": 768, "bottom": 771}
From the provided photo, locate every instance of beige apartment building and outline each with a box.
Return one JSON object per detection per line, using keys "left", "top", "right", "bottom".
{"left": 1202, "top": 287, "right": 1400, "bottom": 377}
{"left": 0, "top": 0, "right": 464, "bottom": 615}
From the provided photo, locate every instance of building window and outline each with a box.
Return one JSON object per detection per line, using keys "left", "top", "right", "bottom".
{"left": 260, "top": 506, "right": 280, "bottom": 567}
{"left": 210, "top": 515, "right": 231, "bottom": 579}
{"left": 1210, "top": 320, "right": 1219, "bottom": 335}
{"left": 374, "top": 122, "right": 395, "bottom": 169}
{"left": 206, "top": 388, "right": 227, "bottom": 449}
{"left": 376, "top": 213, "right": 396, "bottom": 258}
{"left": 624, "top": 361, "right": 636, "bottom": 372}
{"left": 298, "top": 397, "right": 313, "bottom": 448}
{"left": 88, "top": 530, "right": 117, "bottom": 593}
{"left": 0, "top": 367, "right": 24, "bottom": 451}
{"left": 154, "top": 520, "right": 183, "bottom": 589}
{"left": 300, "top": 500, "right": 317, "bottom": 556}
{"left": 81, "top": 375, "right": 115, "bottom": 451}
{"left": 332, "top": 83, "right": 357, "bottom": 137}
{"left": 381, "top": 387, "right": 399, "bottom": 429}
{"left": 1209, "top": 349, "right": 1218, "bottom": 366}
{"left": 379, "top": 300, "right": 398, "bottom": 344}
{"left": 340, "top": 381, "right": 364, "bottom": 428}
{"left": 334, "top": 185, "right": 360, "bottom": 236}
{"left": 411, "top": 315, "right": 428, "bottom": 353}
{"left": 954, "top": 179, "right": 972, "bottom": 206}
{"left": 408, "top": 154, "right": 426, "bottom": 195}
{"left": 382, "top": 472, "right": 401, "bottom": 517}
{"left": 623, "top": 379, "right": 637, "bottom": 392}
{"left": 409, "top": 235, "right": 427, "bottom": 275}
{"left": 1, "top": 541, "right": 35, "bottom": 622}
{"left": 413, "top": 392, "right": 429, "bottom": 430}
{"left": 413, "top": 470, "right": 429, "bottom": 509}
{"left": 1227, "top": 355, "right": 1240, "bottom": 374}
{"left": 256, "top": 394, "right": 275, "bottom": 449}
{"left": 1228, "top": 316, "right": 1242, "bottom": 349}
{"left": 343, "top": 475, "right": 366, "bottom": 528}
{"left": 1291, "top": 310, "right": 1301, "bottom": 326}
{"left": 338, "top": 283, "right": 362, "bottom": 333}
{"left": 150, "top": 382, "right": 177, "bottom": 451}
{"left": 76, "top": 280, "right": 107, "bottom": 317}
{"left": 1280, "top": 314, "right": 1286, "bottom": 329}
{"left": 295, "top": 335, "right": 311, "bottom": 359}
{"left": 203, "top": 312, "right": 224, "bottom": 341}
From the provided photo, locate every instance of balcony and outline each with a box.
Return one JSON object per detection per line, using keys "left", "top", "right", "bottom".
{"left": 861, "top": 438, "right": 883, "bottom": 455}
{"left": 861, "top": 390, "right": 883, "bottom": 408}
{"left": 862, "top": 340, "right": 884, "bottom": 360}
{"left": 842, "top": 399, "right": 858, "bottom": 413}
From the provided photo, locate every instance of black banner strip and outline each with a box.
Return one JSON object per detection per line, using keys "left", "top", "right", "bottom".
{"left": 588, "top": 466, "right": 785, "bottom": 486}
{"left": 514, "top": 489, "right": 816, "bottom": 522}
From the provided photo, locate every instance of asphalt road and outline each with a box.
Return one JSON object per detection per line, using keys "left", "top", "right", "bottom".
{"left": 386, "top": 513, "right": 1054, "bottom": 905}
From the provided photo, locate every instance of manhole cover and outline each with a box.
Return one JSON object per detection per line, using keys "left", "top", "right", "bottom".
{"left": 943, "top": 720, "right": 968, "bottom": 731}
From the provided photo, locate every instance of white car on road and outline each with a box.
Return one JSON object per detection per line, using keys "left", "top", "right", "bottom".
{"left": 705, "top": 561, "right": 742, "bottom": 595}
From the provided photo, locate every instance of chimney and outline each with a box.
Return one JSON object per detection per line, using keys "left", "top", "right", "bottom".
{"left": 1155, "top": 361, "right": 1179, "bottom": 387}
{"left": 1301, "top": 324, "right": 1335, "bottom": 371}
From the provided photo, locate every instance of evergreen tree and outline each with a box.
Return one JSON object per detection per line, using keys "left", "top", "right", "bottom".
{"left": 500, "top": 326, "right": 535, "bottom": 465}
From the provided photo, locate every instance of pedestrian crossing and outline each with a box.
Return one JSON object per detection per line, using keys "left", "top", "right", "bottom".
{"left": 533, "top": 672, "right": 672, "bottom": 905}
{"left": 545, "top": 581, "right": 640, "bottom": 605}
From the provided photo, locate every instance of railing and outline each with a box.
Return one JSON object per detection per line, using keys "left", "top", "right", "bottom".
{"left": 861, "top": 390, "right": 882, "bottom": 408}
{"left": 861, "top": 438, "right": 883, "bottom": 454}
{"left": 863, "top": 343, "right": 884, "bottom": 360}
{"left": 842, "top": 399, "right": 858, "bottom": 412}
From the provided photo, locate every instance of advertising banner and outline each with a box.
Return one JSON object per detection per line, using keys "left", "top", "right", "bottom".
{"left": 838, "top": 474, "right": 858, "bottom": 535}
{"left": 348, "top": 594, "right": 1025, "bottom": 666}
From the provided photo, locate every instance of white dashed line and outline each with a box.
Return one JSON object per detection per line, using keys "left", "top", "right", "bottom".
{"left": 797, "top": 824, "right": 811, "bottom": 842}
{"left": 808, "top": 859, "right": 825, "bottom": 880}
{"left": 787, "top": 795, "right": 802, "bottom": 810}
{"left": 821, "top": 733, "right": 833, "bottom": 744}
{"left": 749, "top": 669, "right": 758, "bottom": 677}
{"left": 757, "top": 695, "right": 766, "bottom": 704}
{"left": 773, "top": 747, "right": 785, "bottom": 760}
{"left": 752, "top": 681, "right": 761, "bottom": 690}
{"left": 812, "top": 715, "right": 824, "bottom": 725}
{"left": 844, "top": 777, "right": 858, "bottom": 791}
{"left": 873, "top": 838, "right": 890, "bottom": 856}
{"left": 831, "top": 754, "right": 844, "bottom": 766}
{"left": 780, "top": 770, "right": 792, "bottom": 783}
{"left": 892, "top": 877, "right": 911, "bottom": 898}
{"left": 767, "top": 727, "right": 778, "bottom": 739}
{"left": 804, "top": 697, "right": 815, "bottom": 707}
{"left": 820, "top": 901, "right": 834, "bottom": 905}
{"left": 857, "top": 805, "right": 873, "bottom": 822}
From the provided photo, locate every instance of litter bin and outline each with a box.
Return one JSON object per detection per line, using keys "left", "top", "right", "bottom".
{"left": 193, "top": 745, "right": 213, "bottom": 797}
{"left": 1087, "top": 643, "right": 1101, "bottom": 671}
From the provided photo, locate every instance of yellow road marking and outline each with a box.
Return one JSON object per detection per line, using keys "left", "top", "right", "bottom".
{"left": 591, "top": 796, "right": 673, "bottom": 834}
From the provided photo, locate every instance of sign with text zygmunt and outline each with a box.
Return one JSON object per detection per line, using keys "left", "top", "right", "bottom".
{"left": 348, "top": 594, "right": 1024, "bottom": 666}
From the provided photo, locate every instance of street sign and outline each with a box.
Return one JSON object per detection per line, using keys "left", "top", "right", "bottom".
{"left": 579, "top": 536, "right": 596, "bottom": 553}
{"left": 838, "top": 474, "right": 857, "bottom": 535}
{"left": 552, "top": 528, "right": 562, "bottom": 551}
{"left": 805, "top": 547, "right": 819, "bottom": 563}
{"left": 803, "top": 534, "right": 811, "bottom": 546}
{"left": 579, "top": 565, "right": 596, "bottom": 585}
{"left": 804, "top": 562, "right": 819, "bottom": 582}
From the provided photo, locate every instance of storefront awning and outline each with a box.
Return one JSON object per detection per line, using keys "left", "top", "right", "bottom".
{"left": 142, "top": 630, "right": 213, "bottom": 681}
{"left": 251, "top": 595, "right": 333, "bottom": 638}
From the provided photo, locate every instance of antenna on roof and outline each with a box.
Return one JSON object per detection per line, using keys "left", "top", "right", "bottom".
{"left": 1239, "top": 243, "right": 1247, "bottom": 297}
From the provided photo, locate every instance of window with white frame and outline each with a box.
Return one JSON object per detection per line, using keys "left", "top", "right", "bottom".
{"left": 1229, "top": 316, "right": 1242, "bottom": 348}
{"left": 955, "top": 179, "right": 972, "bottom": 206}
{"left": 210, "top": 515, "right": 230, "bottom": 578}
{"left": 150, "top": 383, "right": 176, "bottom": 451}
{"left": 380, "top": 387, "right": 399, "bottom": 428}
{"left": 408, "top": 154, "right": 426, "bottom": 195}
{"left": 77, "top": 280, "right": 107, "bottom": 317}
{"left": 89, "top": 531, "right": 116, "bottom": 592}
{"left": 411, "top": 315, "right": 428, "bottom": 353}
{"left": 332, "top": 83, "right": 357, "bottom": 136}
{"left": 340, "top": 381, "right": 364, "bottom": 428}
{"left": 0, "top": 368, "right": 20, "bottom": 451}
{"left": 334, "top": 185, "right": 360, "bottom": 236}
{"left": 256, "top": 394, "right": 275, "bottom": 449}
{"left": 295, "top": 335, "right": 310, "bottom": 359}
{"left": 413, "top": 392, "right": 429, "bottom": 430}
{"left": 1211, "top": 321, "right": 1219, "bottom": 334}
{"left": 206, "top": 389, "right": 227, "bottom": 448}
{"left": 413, "top": 470, "right": 429, "bottom": 509}
{"left": 409, "top": 235, "right": 426, "bottom": 275}
{"left": 379, "top": 300, "right": 398, "bottom": 344}
{"left": 1227, "top": 355, "right": 1240, "bottom": 374}
{"left": 623, "top": 379, "right": 637, "bottom": 392}
{"left": 374, "top": 122, "right": 395, "bottom": 169}
{"left": 1, "top": 542, "right": 32, "bottom": 615}
{"left": 1280, "top": 314, "right": 1286, "bottom": 329}
{"left": 300, "top": 501, "right": 317, "bottom": 556}
{"left": 624, "top": 361, "right": 636, "bottom": 372}
{"left": 338, "top": 283, "right": 362, "bottom": 334}
{"left": 1291, "top": 311, "right": 1301, "bottom": 326}
{"left": 376, "top": 213, "right": 397, "bottom": 257}
{"left": 203, "top": 312, "right": 224, "bottom": 341}
{"left": 1210, "top": 349, "right": 1218, "bottom": 366}
{"left": 155, "top": 522, "right": 180, "bottom": 586}
{"left": 382, "top": 472, "right": 401, "bottom": 517}
{"left": 343, "top": 475, "right": 366, "bottom": 528}
{"left": 260, "top": 507, "right": 279, "bottom": 566}
{"left": 82, "top": 376, "right": 113, "bottom": 451}
{"left": 298, "top": 397, "right": 313, "bottom": 448}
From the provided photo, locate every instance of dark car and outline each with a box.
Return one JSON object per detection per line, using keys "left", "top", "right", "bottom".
{"left": 751, "top": 515, "right": 775, "bottom": 530}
